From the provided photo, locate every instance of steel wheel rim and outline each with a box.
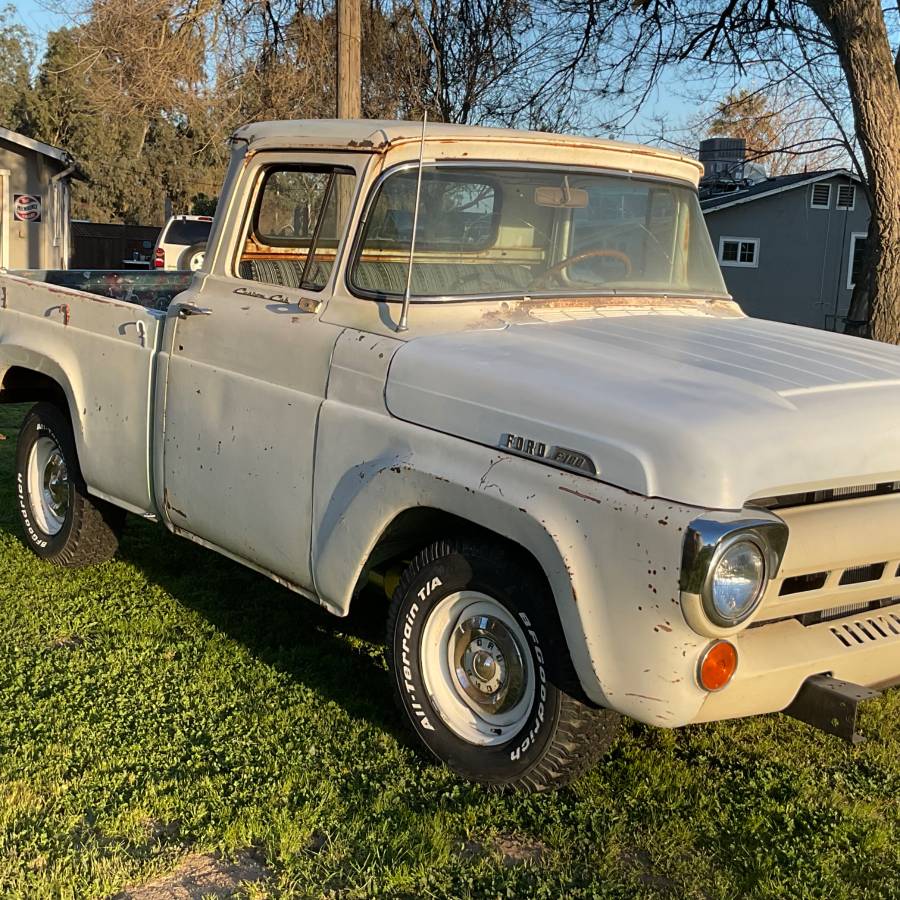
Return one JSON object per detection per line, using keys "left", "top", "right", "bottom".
{"left": 420, "top": 591, "right": 535, "bottom": 746}
{"left": 188, "top": 251, "right": 205, "bottom": 271}
{"left": 27, "top": 435, "right": 70, "bottom": 535}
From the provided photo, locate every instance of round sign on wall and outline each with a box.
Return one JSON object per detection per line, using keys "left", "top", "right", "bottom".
{"left": 13, "top": 194, "right": 41, "bottom": 222}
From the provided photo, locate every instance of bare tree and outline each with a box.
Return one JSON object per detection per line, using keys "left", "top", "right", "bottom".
{"left": 703, "top": 86, "right": 847, "bottom": 175}
{"left": 808, "top": 0, "right": 900, "bottom": 340}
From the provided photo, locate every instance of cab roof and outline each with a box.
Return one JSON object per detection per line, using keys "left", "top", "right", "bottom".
{"left": 232, "top": 119, "right": 705, "bottom": 185}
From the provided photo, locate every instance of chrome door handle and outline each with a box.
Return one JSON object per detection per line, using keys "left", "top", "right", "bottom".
{"left": 177, "top": 304, "right": 213, "bottom": 319}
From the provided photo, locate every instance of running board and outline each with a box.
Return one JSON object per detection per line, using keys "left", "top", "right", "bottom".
{"left": 783, "top": 675, "right": 881, "bottom": 744}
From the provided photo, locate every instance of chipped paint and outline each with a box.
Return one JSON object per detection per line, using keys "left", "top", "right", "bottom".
{"left": 558, "top": 485, "right": 602, "bottom": 504}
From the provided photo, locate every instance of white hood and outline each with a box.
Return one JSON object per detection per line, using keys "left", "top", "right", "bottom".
{"left": 385, "top": 313, "right": 900, "bottom": 510}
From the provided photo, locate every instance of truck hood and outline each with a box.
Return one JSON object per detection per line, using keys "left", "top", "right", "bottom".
{"left": 385, "top": 313, "right": 900, "bottom": 510}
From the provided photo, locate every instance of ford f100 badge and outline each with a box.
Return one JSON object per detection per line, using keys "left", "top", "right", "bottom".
{"left": 501, "top": 433, "right": 596, "bottom": 475}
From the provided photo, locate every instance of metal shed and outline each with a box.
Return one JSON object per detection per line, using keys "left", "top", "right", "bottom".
{"left": 0, "top": 126, "right": 74, "bottom": 270}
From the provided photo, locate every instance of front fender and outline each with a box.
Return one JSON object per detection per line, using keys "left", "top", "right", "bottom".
{"left": 312, "top": 402, "right": 710, "bottom": 725}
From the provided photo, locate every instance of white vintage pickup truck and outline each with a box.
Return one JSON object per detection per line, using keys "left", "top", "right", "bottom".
{"left": 1, "top": 120, "right": 898, "bottom": 790}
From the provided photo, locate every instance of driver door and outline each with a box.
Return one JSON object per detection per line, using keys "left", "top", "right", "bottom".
{"left": 160, "top": 156, "right": 357, "bottom": 592}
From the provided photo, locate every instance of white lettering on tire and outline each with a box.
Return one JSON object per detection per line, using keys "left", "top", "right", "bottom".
{"left": 17, "top": 472, "right": 47, "bottom": 548}
{"left": 509, "top": 610, "right": 548, "bottom": 761}
{"left": 400, "top": 577, "right": 444, "bottom": 734}
{"left": 18, "top": 422, "right": 65, "bottom": 550}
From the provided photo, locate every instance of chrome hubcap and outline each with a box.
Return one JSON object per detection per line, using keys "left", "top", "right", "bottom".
{"left": 453, "top": 615, "right": 527, "bottom": 714}
{"left": 420, "top": 592, "right": 535, "bottom": 746}
{"left": 28, "top": 435, "right": 70, "bottom": 535}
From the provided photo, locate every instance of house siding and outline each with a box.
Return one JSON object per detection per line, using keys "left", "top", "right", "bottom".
{"left": 703, "top": 175, "right": 869, "bottom": 331}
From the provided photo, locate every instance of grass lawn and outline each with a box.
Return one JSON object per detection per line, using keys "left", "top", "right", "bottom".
{"left": 0, "top": 402, "right": 897, "bottom": 898}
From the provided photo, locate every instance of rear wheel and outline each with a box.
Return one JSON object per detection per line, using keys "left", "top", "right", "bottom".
{"left": 16, "top": 402, "right": 124, "bottom": 566}
{"left": 387, "top": 539, "right": 621, "bottom": 790}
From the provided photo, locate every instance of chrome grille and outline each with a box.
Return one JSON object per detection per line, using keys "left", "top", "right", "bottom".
{"left": 799, "top": 598, "right": 896, "bottom": 626}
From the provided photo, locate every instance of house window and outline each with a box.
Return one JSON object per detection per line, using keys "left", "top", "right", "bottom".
{"left": 836, "top": 184, "right": 856, "bottom": 210}
{"left": 718, "top": 236, "right": 759, "bottom": 268}
{"left": 810, "top": 183, "right": 831, "bottom": 209}
{"left": 847, "top": 232, "right": 867, "bottom": 290}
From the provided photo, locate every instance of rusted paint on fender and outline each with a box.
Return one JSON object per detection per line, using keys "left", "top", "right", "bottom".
{"left": 311, "top": 402, "right": 709, "bottom": 725}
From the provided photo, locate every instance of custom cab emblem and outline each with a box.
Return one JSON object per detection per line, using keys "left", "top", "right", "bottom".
{"left": 501, "top": 434, "right": 597, "bottom": 475}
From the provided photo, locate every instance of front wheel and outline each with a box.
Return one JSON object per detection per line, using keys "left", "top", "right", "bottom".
{"left": 387, "top": 540, "right": 621, "bottom": 790}
{"left": 16, "top": 402, "right": 124, "bottom": 566}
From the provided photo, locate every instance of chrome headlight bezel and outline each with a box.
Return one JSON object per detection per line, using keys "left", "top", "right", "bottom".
{"left": 680, "top": 512, "right": 789, "bottom": 634}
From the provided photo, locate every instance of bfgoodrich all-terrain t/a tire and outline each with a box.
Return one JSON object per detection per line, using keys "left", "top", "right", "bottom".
{"left": 387, "top": 539, "right": 622, "bottom": 791}
{"left": 15, "top": 402, "right": 124, "bottom": 566}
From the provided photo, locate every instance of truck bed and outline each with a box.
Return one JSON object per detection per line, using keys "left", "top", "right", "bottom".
{"left": 0, "top": 268, "right": 192, "bottom": 518}
{"left": 11, "top": 269, "right": 193, "bottom": 312}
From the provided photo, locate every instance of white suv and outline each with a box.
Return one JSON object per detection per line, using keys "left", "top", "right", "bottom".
{"left": 152, "top": 215, "right": 213, "bottom": 271}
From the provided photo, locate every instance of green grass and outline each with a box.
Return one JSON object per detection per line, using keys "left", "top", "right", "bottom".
{"left": 0, "top": 403, "right": 897, "bottom": 899}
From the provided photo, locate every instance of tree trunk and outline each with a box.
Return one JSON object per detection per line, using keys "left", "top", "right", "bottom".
{"left": 810, "top": 0, "right": 900, "bottom": 343}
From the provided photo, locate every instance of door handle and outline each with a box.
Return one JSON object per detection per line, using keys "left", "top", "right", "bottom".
{"left": 177, "top": 304, "right": 213, "bottom": 319}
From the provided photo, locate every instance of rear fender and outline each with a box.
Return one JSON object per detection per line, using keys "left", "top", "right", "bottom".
{"left": 0, "top": 345, "right": 86, "bottom": 459}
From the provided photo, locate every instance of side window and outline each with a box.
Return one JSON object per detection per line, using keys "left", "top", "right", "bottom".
{"left": 238, "top": 166, "right": 355, "bottom": 292}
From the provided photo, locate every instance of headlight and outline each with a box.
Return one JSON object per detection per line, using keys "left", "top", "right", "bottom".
{"left": 680, "top": 512, "right": 789, "bottom": 636}
{"left": 707, "top": 537, "right": 766, "bottom": 626}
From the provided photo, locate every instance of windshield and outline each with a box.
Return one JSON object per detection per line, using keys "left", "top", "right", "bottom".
{"left": 350, "top": 165, "right": 727, "bottom": 300}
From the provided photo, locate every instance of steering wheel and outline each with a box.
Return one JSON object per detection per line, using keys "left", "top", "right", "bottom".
{"left": 531, "top": 247, "right": 633, "bottom": 290}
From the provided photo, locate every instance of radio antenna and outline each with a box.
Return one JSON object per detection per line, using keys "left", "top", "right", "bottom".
{"left": 397, "top": 112, "right": 427, "bottom": 332}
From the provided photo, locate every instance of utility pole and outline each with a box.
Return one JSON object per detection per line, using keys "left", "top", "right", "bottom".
{"left": 336, "top": 0, "right": 361, "bottom": 119}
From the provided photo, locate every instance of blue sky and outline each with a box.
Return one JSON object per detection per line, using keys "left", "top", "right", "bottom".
{"left": 14, "top": 0, "right": 68, "bottom": 46}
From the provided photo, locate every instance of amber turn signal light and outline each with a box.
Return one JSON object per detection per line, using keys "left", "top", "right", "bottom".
{"left": 698, "top": 640, "right": 738, "bottom": 692}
